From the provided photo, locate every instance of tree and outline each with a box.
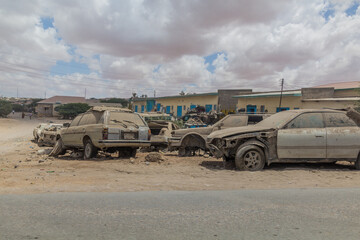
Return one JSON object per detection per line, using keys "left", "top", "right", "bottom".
{"left": 100, "top": 98, "right": 129, "bottom": 107}
{"left": 27, "top": 98, "right": 43, "bottom": 112}
{"left": 0, "top": 100, "right": 12, "bottom": 117}
{"left": 55, "top": 103, "right": 90, "bottom": 119}
{"left": 179, "top": 90, "right": 185, "bottom": 96}
{"left": 11, "top": 103, "right": 25, "bottom": 112}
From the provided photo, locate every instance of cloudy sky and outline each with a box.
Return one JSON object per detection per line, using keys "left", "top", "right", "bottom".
{"left": 0, "top": 0, "right": 359, "bottom": 98}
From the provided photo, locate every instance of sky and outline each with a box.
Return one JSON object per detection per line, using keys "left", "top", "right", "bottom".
{"left": 0, "top": 0, "right": 359, "bottom": 99}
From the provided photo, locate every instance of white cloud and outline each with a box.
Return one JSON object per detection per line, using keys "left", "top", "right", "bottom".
{"left": 0, "top": 0, "right": 359, "bottom": 98}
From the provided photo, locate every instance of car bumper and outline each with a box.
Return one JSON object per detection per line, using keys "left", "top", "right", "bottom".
{"left": 97, "top": 140, "right": 151, "bottom": 148}
{"left": 168, "top": 137, "right": 181, "bottom": 147}
{"left": 208, "top": 144, "right": 224, "bottom": 158}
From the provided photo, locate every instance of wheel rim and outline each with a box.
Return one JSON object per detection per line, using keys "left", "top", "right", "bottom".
{"left": 85, "top": 143, "right": 91, "bottom": 158}
{"left": 244, "top": 150, "right": 261, "bottom": 170}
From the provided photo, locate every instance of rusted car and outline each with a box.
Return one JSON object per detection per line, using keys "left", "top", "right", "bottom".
{"left": 51, "top": 107, "right": 151, "bottom": 159}
{"left": 170, "top": 114, "right": 269, "bottom": 156}
{"left": 207, "top": 109, "right": 360, "bottom": 171}
{"left": 140, "top": 113, "right": 179, "bottom": 149}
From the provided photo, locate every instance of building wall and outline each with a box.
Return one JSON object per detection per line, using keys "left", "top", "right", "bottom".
{"left": 218, "top": 89, "right": 252, "bottom": 114}
{"left": 334, "top": 89, "right": 360, "bottom": 98}
{"left": 133, "top": 95, "right": 218, "bottom": 116}
{"left": 237, "top": 96, "right": 302, "bottom": 113}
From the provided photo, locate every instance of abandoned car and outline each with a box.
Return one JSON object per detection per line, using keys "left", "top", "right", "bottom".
{"left": 38, "top": 124, "right": 64, "bottom": 146}
{"left": 169, "top": 114, "right": 269, "bottom": 156}
{"left": 207, "top": 109, "right": 360, "bottom": 171}
{"left": 51, "top": 107, "right": 151, "bottom": 159}
{"left": 33, "top": 123, "right": 63, "bottom": 142}
{"left": 139, "top": 112, "right": 179, "bottom": 149}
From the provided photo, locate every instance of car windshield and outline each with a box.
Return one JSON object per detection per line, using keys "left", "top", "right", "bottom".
{"left": 255, "top": 111, "right": 299, "bottom": 128}
{"left": 109, "top": 112, "right": 146, "bottom": 126}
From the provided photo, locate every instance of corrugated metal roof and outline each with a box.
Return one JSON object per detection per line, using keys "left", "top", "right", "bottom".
{"left": 133, "top": 92, "right": 218, "bottom": 102}
{"left": 38, "top": 96, "right": 86, "bottom": 104}
{"left": 302, "top": 97, "right": 360, "bottom": 102}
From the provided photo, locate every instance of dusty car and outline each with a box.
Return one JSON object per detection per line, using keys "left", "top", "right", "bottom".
{"left": 51, "top": 107, "right": 151, "bottom": 159}
{"left": 170, "top": 114, "right": 269, "bottom": 156}
{"left": 37, "top": 124, "right": 64, "bottom": 146}
{"left": 140, "top": 113, "right": 179, "bottom": 149}
{"left": 207, "top": 109, "right": 360, "bottom": 171}
{"left": 33, "top": 123, "right": 63, "bottom": 142}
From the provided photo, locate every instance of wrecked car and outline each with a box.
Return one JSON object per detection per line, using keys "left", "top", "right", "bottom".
{"left": 38, "top": 124, "right": 64, "bottom": 146}
{"left": 51, "top": 106, "right": 151, "bottom": 159}
{"left": 207, "top": 109, "right": 360, "bottom": 171}
{"left": 33, "top": 123, "right": 63, "bottom": 142}
{"left": 170, "top": 114, "right": 269, "bottom": 156}
{"left": 140, "top": 113, "right": 179, "bottom": 150}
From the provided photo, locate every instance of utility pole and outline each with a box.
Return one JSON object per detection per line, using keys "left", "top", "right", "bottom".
{"left": 84, "top": 88, "right": 87, "bottom": 99}
{"left": 17, "top": 87, "right": 18, "bottom": 98}
{"left": 154, "top": 90, "right": 156, "bottom": 98}
{"left": 278, "top": 78, "right": 284, "bottom": 111}
{"left": 45, "top": 91, "right": 46, "bottom": 99}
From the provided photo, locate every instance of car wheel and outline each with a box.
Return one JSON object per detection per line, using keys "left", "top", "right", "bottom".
{"left": 235, "top": 145, "right": 265, "bottom": 171}
{"left": 222, "top": 156, "right": 235, "bottom": 169}
{"left": 84, "top": 139, "right": 97, "bottom": 159}
{"left": 355, "top": 154, "right": 360, "bottom": 170}
{"left": 50, "top": 138, "right": 66, "bottom": 156}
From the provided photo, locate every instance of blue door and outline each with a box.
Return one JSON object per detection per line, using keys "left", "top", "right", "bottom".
{"left": 205, "top": 104, "right": 212, "bottom": 113}
{"left": 177, "top": 106, "right": 182, "bottom": 117}
{"left": 190, "top": 104, "right": 196, "bottom": 110}
{"left": 166, "top": 106, "right": 171, "bottom": 114}
{"left": 134, "top": 105, "right": 138, "bottom": 112}
{"left": 141, "top": 105, "right": 145, "bottom": 113}
{"left": 246, "top": 105, "right": 257, "bottom": 113}
{"left": 156, "top": 103, "right": 161, "bottom": 112}
{"left": 146, "top": 100, "right": 155, "bottom": 112}
{"left": 276, "top": 107, "right": 290, "bottom": 112}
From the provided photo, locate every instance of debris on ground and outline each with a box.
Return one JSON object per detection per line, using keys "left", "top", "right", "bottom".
{"left": 37, "top": 149, "right": 52, "bottom": 155}
{"left": 145, "top": 152, "right": 166, "bottom": 163}
{"left": 70, "top": 151, "right": 84, "bottom": 158}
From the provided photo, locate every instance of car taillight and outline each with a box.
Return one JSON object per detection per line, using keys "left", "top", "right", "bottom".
{"left": 148, "top": 129, "right": 151, "bottom": 140}
{"left": 103, "top": 127, "right": 108, "bottom": 140}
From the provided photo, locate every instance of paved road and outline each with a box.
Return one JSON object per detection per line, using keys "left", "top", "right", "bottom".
{"left": 1, "top": 189, "right": 360, "bottom": 239}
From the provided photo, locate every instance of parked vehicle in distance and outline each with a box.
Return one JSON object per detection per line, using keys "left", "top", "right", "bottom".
{"left": 169, "top": 114, "right": 270, "bottom": 156}
{"left": 33, "top": 123, "right": 63, "bottom": 142}
{"left": 207, "top": 109, "right": 360, "bottom": 171}
{"left": 140, "top": 113, "right": 180, "bottom": 150}
{"left": 51, "top": 107, "right": 151, "bottom": 159}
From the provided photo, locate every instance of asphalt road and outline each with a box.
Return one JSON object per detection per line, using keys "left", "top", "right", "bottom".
{"left": 1, "top": 189, "right": 360, "bottom": 240}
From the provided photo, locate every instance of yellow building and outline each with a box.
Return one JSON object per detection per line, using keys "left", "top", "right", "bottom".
{"left": 235, "top": 81, "right": 360, "bottom": 113}
{"left": 133, "top": 93, "right": 218, "bottom": 117}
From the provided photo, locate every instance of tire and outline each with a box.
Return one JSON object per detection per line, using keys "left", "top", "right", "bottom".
{"left": 235, "top": 145, "right": 265, "bottom": 171}
{"left": 84, "top": 139, "right": 97, "bottom": 159}
{"left": 50, "top": 138, "right": 66, "bottom": 156}
{"left": 355, "top": 154, "right": 360, "bottom": 170}
{"left": 222, "top": 156, "right": 235, "bottom": 169}
{"left": 131, "top": 148, "right": 137, "bottom": 158}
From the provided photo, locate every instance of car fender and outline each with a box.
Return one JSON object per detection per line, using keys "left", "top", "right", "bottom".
{"left": 180, "top": 132, "right": 207, "bottom": 149}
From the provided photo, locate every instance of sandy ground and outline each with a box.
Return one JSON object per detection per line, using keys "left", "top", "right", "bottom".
{"left": 1, "top": 116, "right": 360, "bottom": 194}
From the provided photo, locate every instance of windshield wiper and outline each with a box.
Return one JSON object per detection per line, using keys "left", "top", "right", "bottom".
{"left": 123, "top": 120, "right": 139, "bottom": 128}
{"left": 110, "top": 119, "right": 128, "bottom": 128}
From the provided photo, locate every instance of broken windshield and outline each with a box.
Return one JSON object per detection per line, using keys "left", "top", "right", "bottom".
{"left": 255, "top": 111, "right": 299, "bottom": 128}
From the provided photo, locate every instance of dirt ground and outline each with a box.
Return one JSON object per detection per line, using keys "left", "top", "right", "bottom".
{"left": 1, "top": 116, "right": 360, "bottom": 194}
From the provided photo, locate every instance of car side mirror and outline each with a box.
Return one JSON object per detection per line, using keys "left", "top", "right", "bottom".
{"left": 63, "top": 123, "right": 70, "bottom": 128}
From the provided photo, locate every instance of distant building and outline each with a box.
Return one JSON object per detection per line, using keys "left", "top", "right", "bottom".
{"left": 36, "top": 96, "right": 86, "bottom": 117}
{"left": 234, "top": 81, "right": 360, "bottom": 113}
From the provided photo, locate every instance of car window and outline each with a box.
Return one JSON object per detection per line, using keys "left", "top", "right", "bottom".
{"left": 248, "top": 115, "right": 264, "bottom": 124}
{"left": 70, "top": 115, "right": 83, "bottom": 127}
{"left": 109, "top": 112, "right": 146, "bottom": 126}
{"left": 79, "top": 112, "right": 101, "bottom": 125}
{"left": 286, "top": 113, "right": 324, "bottom": 129}
{"left": 324, "top": 112, "right": 357, "bottom": 127}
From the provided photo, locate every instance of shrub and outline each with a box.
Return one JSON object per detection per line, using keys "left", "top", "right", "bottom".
{"left": 55, "top": 103, "right": 90, "bottom": 119}
{"left": 0, "top": 100, "right": 12, "bottom": 117}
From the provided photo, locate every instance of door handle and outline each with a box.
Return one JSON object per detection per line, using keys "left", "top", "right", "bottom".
{"left": 315, "top": 135, "right": 324, "bottom": 138}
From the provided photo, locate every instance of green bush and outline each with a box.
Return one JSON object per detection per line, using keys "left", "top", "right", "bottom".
{"left": 12, "top": 103, "right": 25, "bottom": 112}
{"left": 100, "top": 98, "right": 128, "bottom": 107}
{"left": 0, "top": 100, "right": 12, "bottom": 117}
{"left": 55, "top": 103, "right": 90, "bottom": 119}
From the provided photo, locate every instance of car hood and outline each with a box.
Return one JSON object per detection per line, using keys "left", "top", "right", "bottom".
{"left": 207, "top": 125, "right": 274, "bottom": 139}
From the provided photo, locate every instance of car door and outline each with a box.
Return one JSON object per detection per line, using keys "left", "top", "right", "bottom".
{"left": 61, "top": 114, "right": 83, "bottom": 146}
{"left": 277, "top": 112, "right": 326, "bottom": 159}
{"left": 324, "top": 112, "right": 360, "bottom": 159}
